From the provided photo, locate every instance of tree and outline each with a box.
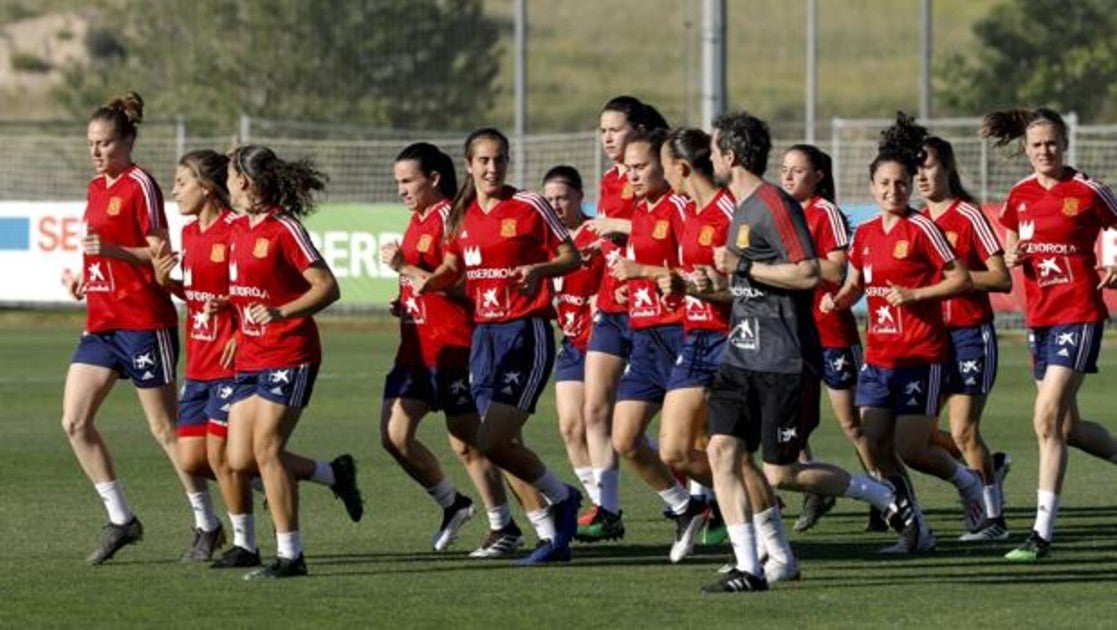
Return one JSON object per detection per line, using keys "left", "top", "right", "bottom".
{"left": 53, "top": 0, "right": 502, "bottom": 133}
{"left": 937, "top": 0, "right": 1117, "bottom": 121}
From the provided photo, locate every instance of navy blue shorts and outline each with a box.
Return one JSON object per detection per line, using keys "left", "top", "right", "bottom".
{"left": 383, "top": 363, "right": 476, "bottom": 416}
{"left": 231, "top": 364, "right": 319, "bottom": 409}
{"left": 71, "top": 328, "right": 178, "bottom": 388}
{"left": 820, "top": 345, "right": 862, "bottom": 391}
{"left": 554, "top": 337, "right": 587, "bottom": 383}
{"left": 855, "top": 362, "right": 943, "bottom": 417}
{"left": 667, "top": 329, "right": 726, "bottom": 391}
{"left": 470, "top": 318, "right": 555, "bottom": 414}
{"left": 1028, "top": 321, "right": 1105, "bottom": 380}
{"left": 944, "top": 323, "right": 998, "bottom": 396}
{"left": 586, "top": 310, "right": 633, "bottom": 359}
{"left": 617, "top": 324, "right": 685, "bottom": 404}
{"left": 179, "top": 378, "right": 236, "bottom": 437}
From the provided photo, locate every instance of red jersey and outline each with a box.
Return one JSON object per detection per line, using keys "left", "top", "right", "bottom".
{"left": 678, "top": 188, "right": 734, "bottom": 333}
{"left": 82, "top": 165, "right": 177, "bottom": 333}
{"left": 923, "top": 200, "right": 1002, "bottom": 329}
{"left": 448, "top": 187, "right": 571, "bottom": 323}
{"left": 804, "top": 197, "right": 861, "bottom": 348}
{"left": 181, "top": 209, "right": 238, "bottom": 380}
{"left": 595, "top": 165, "right": 637, "bottom": 315}
{"left": 395, "top": 200, "right": 474, "bottom": 369}
{"left": 999, "top": 170, "right": 1117, "bottom": 327}
{"left": 849, "top": 212, "right": 956, "bottom": 368}
{"left": 227, "top": 211, "right": 325, "bottom": 371}
{"left": 554, "top": 224, "right": 604, "bottom": 349}
{"left": 626, "top": 192, "right": 688, "bottom": 330}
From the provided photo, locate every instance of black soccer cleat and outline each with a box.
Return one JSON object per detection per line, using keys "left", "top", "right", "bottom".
{"left": 329, "top": 454, "right": 364, "bottom": 522}
{"left": 211, "top": 545, "right": 262, "bottom": 569}
{"left": 87, "top": 517, "right": 144, "bottom": 565}
{"left": 701, "top": 568, "right": 769, "bottom": 594}
{"left": 794, "top": 492, "right": 836, "bottom": 533}
{"left": 181, "top": 524, "right": 227, "bottom": 563}
{"left": 243, "top": 554, "right": 308, "bottom": 580}
{"left": 433, "top": 493, "right": 475, "bottom": 551}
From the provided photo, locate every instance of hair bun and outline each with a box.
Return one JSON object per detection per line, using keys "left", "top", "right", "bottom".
{"left": 106, "top": 91, "right": 145, "bottom": 125}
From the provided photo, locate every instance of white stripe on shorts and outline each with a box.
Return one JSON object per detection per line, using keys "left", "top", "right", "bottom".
{"left": 981, "top": 323, "right": 997, "bottom": 394}
{"left": 289, "top": 364, "right": 309, "bottom": 407}
{"left": 518, "top": 319, "right": 548, "bottom": 411}
{"left": 156, "top": 329, "right": 174, "bottom": 384}
{"left": 1075, "top": 323, "right": 1093, "bottom": 373}
{"left": 924, "top": 363, "right": 942, "bottom": 417}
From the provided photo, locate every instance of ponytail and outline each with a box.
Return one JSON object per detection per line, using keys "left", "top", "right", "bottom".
{"left": 980, "top": 107, "right": 1068, "bottom": 149}
{"left": 229, "top": 145, "right": 327, "bottom": 217}
{"left": 90, "top": 90, "right": 144, "bottom": 140}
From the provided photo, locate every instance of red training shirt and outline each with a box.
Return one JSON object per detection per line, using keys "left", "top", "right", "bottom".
{"left": 923, "top": 200, "right": 1002, "bottom": 329}
{"left": 594, "top": 165, "right": 637, "bottom": 315}
{"left": 804, "top": 196, "right": 861, "bottom": 348}
{"left": 555, "top": 223, "right": 604, "bottom": 350}
{"left": 678, "top": 188, "right": 734, "bottom": 333}
{"left": 626, "top": 192, "right": 687, "bottom": 330}
{"left": 180, "top": 209, "right": 238, "bottom": 380}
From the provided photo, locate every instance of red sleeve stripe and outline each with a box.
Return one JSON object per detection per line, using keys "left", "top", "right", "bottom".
{"left": 516, "top": 190, "right": 571, "bottom": 240}
{"left": 816, "top": 199, "right": 850, "bottom": 249}
{"left": 957, "top": 202, "right": 1003, "bottom": 258}
{"left": 129, "top": 169, "right": 163, "bottom": 231}
{"left": 759, "top": 186, "right": 809, "bottom": 261}
{"left": 910, "top": 213, "right": 956, "bottom": 264}
{"left": 277, "top": 215, "right": 321, "bottom": 263}
{"left": 1075, "top": 173, "right": 1117, "bottom": 219}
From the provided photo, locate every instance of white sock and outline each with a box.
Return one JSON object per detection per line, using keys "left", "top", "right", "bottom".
{"left": 658, "top": 483, "right": 691, "bottom": 515}
{"left": 1034, "top": 490, "right": 1059, "bottom": 541}
{"left": 753, "top": 507, "right": 793, "bottom": 564}
{"left": 596, "top": 468, "right": 621, "bottom": 514}
{"left": 574, "top": 467, "right": 599, "bottom": 505}
{"left": 230, "top": 513, "right": 257, "bottom": 552}
{"left": 94, "top": 480, "right": 134, "bottom": 525}
{"left": 845, "top": 474, "right": 893, "bottom": 511}
{"left": 728, "top": 522, "right": 761, "bottom": 575}
{"left": 689, "top": 480, "right": 711, "bottom": 499}
{"left": 426, "top": 478, "right": 457, "bottom": 509}
{"left": 187, "top": 490, "right": 221, "bottom": 532}
{"left": 310, "top": 461, "right": 336, "bottom": 486}
{"left": 487, "top": 503, "right": 512, "bottom": 531}
{"left": 532, "top": 469, "right": 570, "bottom": 505}
{"left": 983, "top": 484, "right": 1002, "bottom": 519}
{"left": 949, "top": 463, "right": 980, "bottom": 496}
{"left": 249, "top": 476, "right": 265, "bottom": 493}
{"left": 526, "top": 508, "right": 556, "bottom": 542}
{"left": 276, "top": 530, "right": 303, "bottom": 560}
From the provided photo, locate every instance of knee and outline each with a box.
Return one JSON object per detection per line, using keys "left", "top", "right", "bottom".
{"left": 612, "top": 432, "right": 642, "bottom": 460}
{"left": 228, "top": 450, "right": 256, "bottom": 475}
{"left": 558, "top": 420, "right": 585, "bottom": 446}
{"left": 659, "top": 440, "right": 687, "bottom": 470}
{"left": 60, "top": 413, "right": 92, "bottom": 440}
{"left": 951, "top": 423, "right": 976, "bottom": 449}
{"left": 705, "top": 437, "right": 735, "bottom": 473}
{"left": 451, "top": 438, "right": 477, "bottom": 464}
{"left": 380, "top": 428, "right": 408, "bottom": 459}
{"left": 763, "top": 465, "right": 793, "bottom": 489}
{"left": 181, "top": 449, "right": 210, "bottom": 478}
{"left": 207, "top": 447, "right": 231, "bottom": 477}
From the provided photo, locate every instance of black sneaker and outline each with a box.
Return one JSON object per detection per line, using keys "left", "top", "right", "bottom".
{"left": 433, "top": 493, "right": 475, "bottom": 551}
{"left": 211, "top": 545, "right": 262, "bottom": 569}
{"left": 243, "top": 554, "right": 308, "bottom": 580}
{"left": 329, "top": 454, "right": 364, "bottom": 522}
{"left": 669, "top": 497, "right": 708, "bottom": 563}
{"left": 181, "top": 524, "right": 227, "bottom": 563}
{"left": 575, "top": 507, "right": 626, "bottom": 543}
{"left": 469, "top": 521, "right": 526, "bottom": 558}
{"left": 701, "top": 568, "right": 769, "bottom": 594}
{"left": 793, "top": 493, "right": 836, "bottom": 533}
{"left": 87, "top": 517, "right": 144, "bottom": 565}
{"left": 866, "top": 505, "right": 890, "bottom": 532}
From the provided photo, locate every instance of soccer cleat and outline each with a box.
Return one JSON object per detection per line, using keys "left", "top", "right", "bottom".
{"left": 866, "top": 506, "right": 890, "bottom": 532}
{"left": 181, "top": 524, "right": 227, "bottom": 562}
{"left": 243, "top": 554, "right": 308, "bottom": 580}
{"left": 432, "top": 493, "right": 475, "bottom": 551}
{"left": 469, "top": 522, "right": 525, "bottom": 558}
{"left": 880, "top": 520, "right": 936, "bottom": 555}
{"left": 764, "top": 556, "right": 801, "bottom": 583}
{"left": 701, "top": 501, "right": 728, "bottom": 546}
{"left": 993, "top": 451, "right": 1011, "bottom": 511}
{"left": 575, "top": 507, "right": 625, "bottom": 543}
{"left": 669, "top": 497, "right": 708, "bottom": 563}
{"left": 793, "top": 493, "right": 836, "bottom": 533}
{"left": 577, "top": 504, "right": 600, "bottom": 527}
{"left": 329, "top": 454, "right": 364, "bottom": 523}
{"left": 87, "top": 517, "right": 144, "bottom": 565}
{"left": 701, "top": 568, "right": 769, "bottom": 594}
{"left": 550, "top": 485, "right": 583, "bottom": 550}
{"left": 211, "top": 545, "right": 262, "bottom": 569}
{"left": 958, "top": 517, "right": 1010, "bottom": 542}
{"left": 515, "top": 539, "right": 572, "bottom": 566}
{"left": 1004, "top": 530, "right": 1051, "bottom": 561}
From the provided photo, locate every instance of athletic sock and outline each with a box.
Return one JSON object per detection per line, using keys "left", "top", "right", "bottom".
{"left": 526, "top": 508, "right": 556, "bottom": 542}
{"left": 689, "top": 480, "right": 712, "bottom": 499}
{"left": 574, "top": 467, "right": 599, "bottom": 505}
{"left": 309, "top": 461, "right": 336, "bottom": 486}
{"left": 845, "top": 474, "right": 893, "bottom": 511}
{"left": 425, "top": 478, "right": 457, "bottom": 509}
{"left": 230, "top": 513, "right": 257, "bottom": 552}
{"left": 949, "top": 462, "right": 981, "bottom": 497}
{"left": 983, "top": 484, "right": 1002, "bottom": 519}
{"left": 532, "top": 469, "right": 570, "bottom": 505}
{"left": 487, "top": 503, "right": 512, "bottom": 531}
{"left": 753, "top": 506, "right": 793, "bottom": 565}
{"left": 728, "top": 523, "right": 761, "bottom": 575}
{"left": 276, "top": 530, "right": 302, "bottom": 560}
{"left": 658, "top": 483, "right": 691, "bottom": 515}
{"left": 596, "top": 468, "right": 621, "bottom": 514}
{"left": 94, "top": 480, "right": 134, "bottom": 526}
{"left": 187, "top": 490, "right": 221, "bottom": 532}
{"left": 1034, "top": 490, "right": 1059, "bottom": 541}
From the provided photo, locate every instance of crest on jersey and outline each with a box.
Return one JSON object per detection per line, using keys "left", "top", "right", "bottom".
{"left": 417, "top": 234, "right": 432, "bottom": 253}
{"left": 699, "top": 225, "right": 715, "bottom": 247}
{"left": 253, "top": 238, "right": 269, "bottom": 258}
{"left": 501, "top": 219, "right": 517, "bottom": 237}
{"left": 621, "top": 182, "right": 634, "bottom": 200}
{"left": 946, "top": 232, "right": 958, "bottom": 247}
{"left": 107, "top": 196, "right": 122, "bottom": 216}
{"left": 735, "top": 224, "right": 750, "bottom": 249}
{"left": 1062, "top": 198, "right": 1080, "bottom": 216}
{"left": 652, "top": 220, "right": 669, "bottom": 240}
{"left": 893, "top": 240, "right": 909, "bottom": 259}
{"left": 210, "top": 243, "right": 226, "bottom": 263}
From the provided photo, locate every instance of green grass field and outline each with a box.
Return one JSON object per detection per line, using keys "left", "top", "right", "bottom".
{"left": 4, "top": 312, "right": 1117, "bottom": 627}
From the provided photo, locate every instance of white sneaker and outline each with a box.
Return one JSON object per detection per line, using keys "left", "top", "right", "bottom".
{"left": 669, "top": 499, "right": 708, "bottom": 563}
{"left": 433, "top": 495, "right": 475, "bottom": 551}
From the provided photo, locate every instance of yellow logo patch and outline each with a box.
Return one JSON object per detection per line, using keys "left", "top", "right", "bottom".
{"left": 652, "top": 220, "right": 669, "bottom": 240}
{"left": 893, "top": 239, "right": 909, "bottom": 259}
{"left": 1063, "top": 198, "right": 1080, "bottom": 216}
{"left": 698, "top": 225, "right": 715, "bottom": 247}
{"left": 501, "top": 218, "right": 517, "bottom": 238}
{"left": 107, "top": 196, "right": 122, "bottom": 216}
{"left": 210, "top": 243, "right": 225, "bottom": 263}
{"left": 253, "top": 238, "right": 269, "bottom": 258}
{"left": 417, "top": 233, "right": 432, "bottom": 253}
{"left": 735, "top": 224, "right": 750, "bottom": 249}
{"left": 621, "top": 183, "right": 634, "bottom": 200}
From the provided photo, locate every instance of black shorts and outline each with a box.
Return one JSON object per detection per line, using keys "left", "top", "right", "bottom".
{"left": 707, "top": 365, "right": 805, "bottom": 465}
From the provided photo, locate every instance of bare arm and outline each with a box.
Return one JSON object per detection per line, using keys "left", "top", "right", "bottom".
{"left": 748, "top": 258, "right": 821, "bottom": 291}
{"left": 514, "top": 240, "right": 582, "bottom": 296}
{"left": 886, "top": 259, "right": 972, "bottom": 307}
{"left": 249, "top": 261, "right": 340, "bottom": 323}
{"left": 970, "top": 254, "right": 1012, "bottom": 293}
{"left": 416, "top": 252, "right": 464, "bottom": 295}
{"left": 818, "top": 248, "right": 848, "bottom": 284}
{"left": 821, "top": 266, "right": 863, "bottom": 313}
